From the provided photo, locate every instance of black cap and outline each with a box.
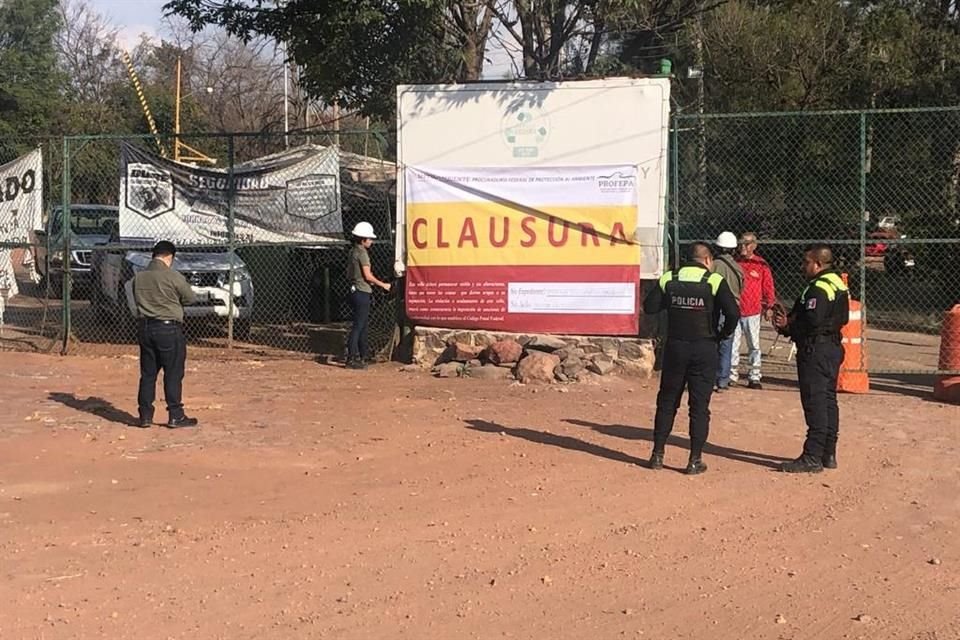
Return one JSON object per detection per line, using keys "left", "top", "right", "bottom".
{"left": 152, "top": 240, "right": 177, "bottom": 258}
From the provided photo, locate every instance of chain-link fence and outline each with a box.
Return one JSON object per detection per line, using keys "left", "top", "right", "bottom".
{"left": 1, "top": 135, "right": 64, "bottom": 354}
{"left": 2, "top": 130, "right": 400, "bottom": 361}
{"left": 673, "top": 108, "right": 960, "bottom": 374}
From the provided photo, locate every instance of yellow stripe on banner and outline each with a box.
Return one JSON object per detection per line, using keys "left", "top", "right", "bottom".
{"left": 406, "top": 202, "right": 642, "bottom": 267}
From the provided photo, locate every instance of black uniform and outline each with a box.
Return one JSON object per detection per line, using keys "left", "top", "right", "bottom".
{"left": 643, "top": 263, "right": 740, "bottom": 470}
{"left": 777, "top": 269, "right": 849, "bottom": 464}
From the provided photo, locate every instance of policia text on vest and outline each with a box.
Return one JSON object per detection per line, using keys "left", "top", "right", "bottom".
{"left": 773, "top": 244, "right": 850, "bottom": 474}
{"left": 643, "top": 243, "right": 741, "bottom": 475}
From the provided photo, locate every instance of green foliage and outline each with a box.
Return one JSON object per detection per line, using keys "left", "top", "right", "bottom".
{"left": 0, "top": 0, "right": 63, "bottom": 137}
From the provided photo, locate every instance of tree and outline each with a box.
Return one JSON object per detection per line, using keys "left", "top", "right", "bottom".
{"left": 0, "top": 0, "right": 63, "bottom": 138}
{"left": 163, "top": 0, "right": 465, "bottom": 120}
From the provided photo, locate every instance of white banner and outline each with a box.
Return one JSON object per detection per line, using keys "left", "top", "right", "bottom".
{"left": 119, "top": 144, "right": 343, "bottom": 244}
{"left": 0, "top": 148, "right": 44, "bottom": 242}
{"left": 0, "top": 148, "right": 44, "bottom": 303}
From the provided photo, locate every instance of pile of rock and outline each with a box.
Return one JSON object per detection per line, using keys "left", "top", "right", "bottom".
{"left": 429, "top": 333, "right": 654, "bottom": 384}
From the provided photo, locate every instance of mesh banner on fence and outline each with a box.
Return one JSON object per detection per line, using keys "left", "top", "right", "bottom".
{"left": 673, "top": 109, "right": 960, "bottom": 375}
{"left": 45, "top": 131, "right": 399, "bottom": 360}
{"left": 0, "top": 137, "right": 63, "bottom": 353}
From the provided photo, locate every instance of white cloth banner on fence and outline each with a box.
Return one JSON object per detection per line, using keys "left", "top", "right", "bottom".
{"left": 118, "top": 143, "right": 344, "bottom": 244}
{"left": 0, "top": 147, "right": 44, "bottom": 304}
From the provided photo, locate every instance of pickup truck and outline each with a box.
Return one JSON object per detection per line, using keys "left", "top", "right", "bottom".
{"left": 34, "top": 204, "right": 118, "bottom": 298}
{"left": 90, "top": 241, "right": 255, "bottom": 340}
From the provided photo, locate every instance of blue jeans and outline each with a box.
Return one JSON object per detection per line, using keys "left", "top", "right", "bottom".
{"left": 717, "top": 334, "right": 734, "bottom": 388}
{"left": 347, "top": 290, "right": 371, "bottom": 360}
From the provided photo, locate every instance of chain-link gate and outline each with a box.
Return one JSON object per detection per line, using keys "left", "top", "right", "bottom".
{"left": 672, "top": 107, "right": 960, "bottom": 375}
{"left": 6, "top": 130, "right": 400, "bottom": 361}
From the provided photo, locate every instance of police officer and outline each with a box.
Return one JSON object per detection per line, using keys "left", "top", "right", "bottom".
{"left": 643, "top": 243, "right": 740, "bottom": 475}
{"left": 772, "top": 243, "right": 849, "bottom": 473}
{"left": 133, "top": 240, "right": 198, "bottom": 428}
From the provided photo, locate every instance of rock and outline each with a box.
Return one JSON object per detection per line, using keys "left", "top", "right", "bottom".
{"left": 466, "top": 365, "right": 513, "bottom": 381}
{"left": 555, "top": 370, "right": 569, "bottom": 383}
{"left": 929, "top": 558, "right": 942, "bottom": 566}
{"left": 616, "top": 358, "right": 655, "bottom": 379}
{"left": 541, "top": 575, "right": 552, "bottom": 585}
{"left": 555, "top": 346, "right": 586, "bottom": 362}
{"left": 588, "top": 355, "right": 616, "bottom": 376}
{"left": 561, "top": 357, "right": 586, "bottom": 379}
{"left": 441, "top": 342, "right": 484, "bottom": 363}
{"left": 855, "top": 614, "right": 872, "bottom": 623}
{"left": 468, "top": 359, "right": 483, "bottom": 368}
{"left": 775, "top": 614, "right": 787, "bottom": 625}
{"left": 399, "top": 364, "right": 422, "bottom": 373}
{"left": 618, "top": 340, "right": 655, "bottom": 361}
{"left": 594, "top": 337, "right": 621, "bottom": 358}
{"left": 525, "top": 334, "right": 568, "bottom": 352}
{"left": 485, "top": 339, "right": 524, "bottom": 365}
{"left": 516, "top": 351, "right": 561, "bottom": 384}
{"left": 433, "top": 362, "right": 463, "bottom": 378}
{"left": 473, "top": 332, "right": 498, "bottom": 348}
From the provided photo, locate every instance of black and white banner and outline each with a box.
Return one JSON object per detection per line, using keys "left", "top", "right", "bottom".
{"left": 119, "top": 143, "right": 343, "bottom": 243}
{"left": 1, "top": 148, "right": 43, "bottom": 303}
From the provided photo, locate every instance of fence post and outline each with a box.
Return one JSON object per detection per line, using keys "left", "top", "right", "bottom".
{"left": 60, "top": 137, "right": 71, "bottom": 355}
{"left": 859, "top": 112, "right": 868, "bottom": 372}
{"left": 226, "top": 135, "right": 236, "bottom": 348}
{"left": 670, "top": 122, "right": 680, "bottom": 269}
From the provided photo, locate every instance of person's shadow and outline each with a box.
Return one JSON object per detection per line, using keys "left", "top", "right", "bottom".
{"left": 48, "top": 393, "right": 139, "bottom": 427}
{"left": 465, "top": 419, "right": 656, "bottom": 469}
{"left": 564, "top": 419, "right": 790, "bottom": 469}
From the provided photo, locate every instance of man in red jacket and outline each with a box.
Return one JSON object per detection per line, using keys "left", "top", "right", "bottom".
{"left": 734, "top": 232, "right": 776, "bottom": 389}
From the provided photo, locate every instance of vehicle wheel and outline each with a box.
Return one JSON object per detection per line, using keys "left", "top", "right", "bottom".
{"left": 91, "top": 276, "right": 109, "bottom": 320}
{"left": 233, "top": 318, "right": 251, "bottom": 341}
{"left": 118, "top": 283, "right": 137, "bottom": 341}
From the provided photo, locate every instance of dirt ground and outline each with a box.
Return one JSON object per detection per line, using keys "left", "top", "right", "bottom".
{"left": 1, "top": 353, "right": 958, "bottom": 640}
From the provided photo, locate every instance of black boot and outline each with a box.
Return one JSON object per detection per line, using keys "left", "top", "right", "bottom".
{"left": 167, "top": 415, "right": 199, "bottom": 428}
{"left": 822, "top": 453, "right": 838, "bottom": 470}
{"left": 136, "top": 412, "right": 153, "bottom": 428}
{"left": 779, "top": 455, "right": 823, "bottom": 473}
{"left": 649, "top": 450, "right": 664, "bottom": 470}
{"left": 684, "top": 457, "right": 708, "bottom": 475}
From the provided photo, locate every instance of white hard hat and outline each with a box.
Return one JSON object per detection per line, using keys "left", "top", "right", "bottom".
{"left": 351, "top": 221, "right": 377, "bottom": 239}
{"left": 715, "top": 231, "right": 738, "bottom": 249}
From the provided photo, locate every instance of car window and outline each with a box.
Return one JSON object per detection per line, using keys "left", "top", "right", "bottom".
{"left": 50, "top": 208, "right": 119, "bottom": 236}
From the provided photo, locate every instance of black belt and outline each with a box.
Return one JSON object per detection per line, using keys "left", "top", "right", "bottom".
{"left": 141, "top": 318, "right": 181, "bottom": 326}
{"left": 798, "top": 333, "right": 841, "bottom": 345}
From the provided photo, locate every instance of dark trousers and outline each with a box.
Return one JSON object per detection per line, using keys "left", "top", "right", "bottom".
{"left": 137, "top": 321, "right": 187, "bottom": 420}
{"left": 653, "top": 338, "right": 719, "bottom": 458}
{"left": 347, "top": 290, "right": 372, "bottom": 361}
{"left": 796, "top": 340, "right": 844, "bottom": 459}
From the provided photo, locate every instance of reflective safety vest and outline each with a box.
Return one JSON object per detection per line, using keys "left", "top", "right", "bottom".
{"left": 658, "top": 265, "right": 725, "bottom": 340}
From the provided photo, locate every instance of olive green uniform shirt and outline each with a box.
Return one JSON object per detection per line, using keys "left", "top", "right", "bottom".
{"left": 133, "top": 259, "right": 196, "bottom": 322}
{"left": 348, "top": 245, "right": 373, "bottom": 293}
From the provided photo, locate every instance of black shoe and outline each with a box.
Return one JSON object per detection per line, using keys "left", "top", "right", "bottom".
{"left": 822, "top": 453, "right": 838, "bottom": 470}
{"left": 135, "top": 416, "right": 153, "bottom": 428}
{"left": 685, "top": 458, "right": 708, "bottom": 475}
{"left": 715, "top": 384, "right": 728, "bottom": 393}
{"left": 779, "top": 455, "right": 823, "bottom": 473}
{"left": 346, "top": 359, "right": 367, "bottom": 370}
{"left": 167, "top": 416, "right": 199, "bottom": 428}
{"left": 748, "top": 381, "right": 763, "bottom": 390}
{"left": 649, "top": 451, "right": 664, "bottom": 470}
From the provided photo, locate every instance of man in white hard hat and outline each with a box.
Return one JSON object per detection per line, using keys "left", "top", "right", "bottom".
{"left": 346, "top": 221, "right": 392, "bottom": 369}
{"left": 713, "top": 232, "right": 744, "bottom": 391}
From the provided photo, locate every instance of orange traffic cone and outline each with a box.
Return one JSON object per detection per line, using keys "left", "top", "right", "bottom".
{"left": 838, "top": 274, "right": 869, "bottom": 394}
{"left": 933, "top": 305, "right": 960, "bottom": 404}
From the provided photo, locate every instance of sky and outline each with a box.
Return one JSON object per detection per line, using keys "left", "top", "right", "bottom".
{"left": 90, "top": 0, "right": 517, "bottom": 77}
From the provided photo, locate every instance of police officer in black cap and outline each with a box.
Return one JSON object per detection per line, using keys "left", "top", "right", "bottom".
{"left": 643, "top": 242, "right": 740, "bottom": 475}
{"left": 772, "top": 243, "right": 849, "bottom": 473}
{"left": 133, "top": 240, "right": 198, "bottom": 428}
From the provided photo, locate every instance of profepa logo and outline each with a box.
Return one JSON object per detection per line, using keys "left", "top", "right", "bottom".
{"left": 596, "top": 171, "right": 636, "bottom": 194}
